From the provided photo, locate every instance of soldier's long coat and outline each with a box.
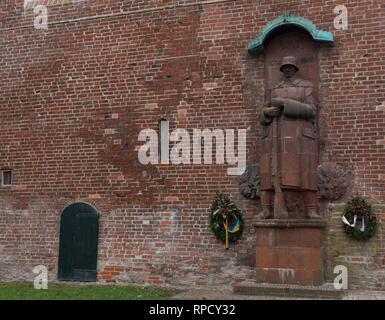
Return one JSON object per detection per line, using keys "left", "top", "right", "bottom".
{"left": 259, "top": 76, "right": 318, "bottom": 191}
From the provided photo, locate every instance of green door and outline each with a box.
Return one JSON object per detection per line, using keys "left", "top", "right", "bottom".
{"left": 58, "top": 202, "right": 99, "bottom": 282}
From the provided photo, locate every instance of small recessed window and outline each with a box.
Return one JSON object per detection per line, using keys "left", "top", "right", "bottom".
{"left": 159, "top": 119, "right": 169, "bottom": 164}
{"left": 1, "top": 170, "right": 12, "bottom": 186}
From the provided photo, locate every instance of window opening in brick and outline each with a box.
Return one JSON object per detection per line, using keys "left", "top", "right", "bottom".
{"left": 2, "top": 170, "right": 12, "bottom": 186}
{"left": 159, "top": 119, "right": 169, "bottom": 164}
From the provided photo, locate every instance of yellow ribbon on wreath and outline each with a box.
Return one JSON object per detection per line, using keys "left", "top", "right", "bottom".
{"left": 223, "top": 217, "right": 240, "bottom": 249}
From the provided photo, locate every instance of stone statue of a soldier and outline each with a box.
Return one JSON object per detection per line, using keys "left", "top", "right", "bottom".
{"left": 257, "top": 56, "right": 320, "bottom": 219}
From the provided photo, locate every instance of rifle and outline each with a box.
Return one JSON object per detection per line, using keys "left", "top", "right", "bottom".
{"left": 271, "top": 114, "right": 288, "bottom": 219}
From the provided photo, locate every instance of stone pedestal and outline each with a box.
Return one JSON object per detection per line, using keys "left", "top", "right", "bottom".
{"left": 253, "top": 219, "right": 326, "bottom": 286}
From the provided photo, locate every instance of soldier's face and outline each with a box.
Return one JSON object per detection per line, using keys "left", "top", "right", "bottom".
{"left": 282, "top": 65, "right": 297, "bottom": 78}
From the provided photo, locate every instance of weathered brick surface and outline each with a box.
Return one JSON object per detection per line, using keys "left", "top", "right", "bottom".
{"left": 0, "top": 0, "right": 384, "bottom": 290}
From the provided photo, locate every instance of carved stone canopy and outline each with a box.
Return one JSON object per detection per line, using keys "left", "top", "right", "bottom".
{"left": 248, "top": 12, "right": 334, "bottom": 54}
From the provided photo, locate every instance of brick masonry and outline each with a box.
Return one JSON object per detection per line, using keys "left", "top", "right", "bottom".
{"left": 0, "top": 0, "right": 384, "bottom": 290}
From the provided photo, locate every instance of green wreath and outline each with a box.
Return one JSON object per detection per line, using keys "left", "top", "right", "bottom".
{"left": 209, "top": 193, "right": 244, "bottom": 248}
{"left": 342, "top": 196, "right": 377, "bottom": 241}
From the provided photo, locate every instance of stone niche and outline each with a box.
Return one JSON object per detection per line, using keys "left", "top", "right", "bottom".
{"left": 245, "top": 13, "right": 334, "bottom": 289}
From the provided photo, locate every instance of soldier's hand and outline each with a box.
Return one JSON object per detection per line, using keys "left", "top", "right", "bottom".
{"left": 271, "top": 98, "right": 286, "bottom": 108}
{"left": 264, "top": 107, "right": 280, "bottom": 117}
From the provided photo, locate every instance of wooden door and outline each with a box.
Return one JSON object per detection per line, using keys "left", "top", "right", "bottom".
{"left": 58, "top": 202, "right": 99, "bottom": 282}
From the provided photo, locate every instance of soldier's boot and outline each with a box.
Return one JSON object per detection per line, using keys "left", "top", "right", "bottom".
{"left": 304, "top": 191, "right": 320, "bottom": 219}
{"left": 256, "top": 208, "right": 272, "bottom": 219}
{"left": 256, "top": 191, "right": 273, "bottom": 219}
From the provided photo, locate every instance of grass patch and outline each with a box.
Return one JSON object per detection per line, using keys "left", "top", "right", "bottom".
{"left": 0, "top": 283, "right": 179, "bottom": 300}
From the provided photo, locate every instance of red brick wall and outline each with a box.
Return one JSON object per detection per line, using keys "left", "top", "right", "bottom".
{"left": 0, "top": 0, "right": 384, "bottom": 290}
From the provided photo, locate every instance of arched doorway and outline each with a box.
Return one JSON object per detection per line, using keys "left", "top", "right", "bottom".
{"left": 58, "top": 202, "right": 99, "bottom": 282}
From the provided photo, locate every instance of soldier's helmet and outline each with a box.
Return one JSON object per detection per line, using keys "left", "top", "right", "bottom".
{"left": 280, "top": 56, "right": 299, "bottom": 72}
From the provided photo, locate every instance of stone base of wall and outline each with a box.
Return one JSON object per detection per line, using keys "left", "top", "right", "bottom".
{"left": 233, "top": 280, "right": 343, "bottom": 299}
